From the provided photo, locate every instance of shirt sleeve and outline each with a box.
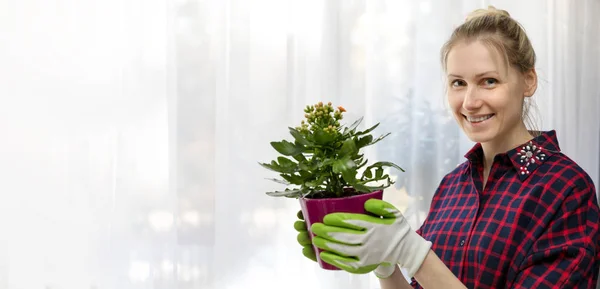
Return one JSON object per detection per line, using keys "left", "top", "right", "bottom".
{"left": 511, "top": 183, "right": 600, "bottom": 288}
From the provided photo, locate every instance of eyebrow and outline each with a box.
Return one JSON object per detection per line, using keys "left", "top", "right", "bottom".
{"left": 448, "top": 71, "right": 499, "bottom": 78}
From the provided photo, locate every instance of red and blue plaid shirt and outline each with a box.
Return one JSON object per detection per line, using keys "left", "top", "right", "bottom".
{"left": 412, "top": 130, "right": 600, "bottom": 288}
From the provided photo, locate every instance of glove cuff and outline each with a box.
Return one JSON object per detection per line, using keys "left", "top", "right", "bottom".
{"left": 373, "top": 263, "right": 396, "bottom": 279}
{"left": 403, "top": 237, "right": 432, "bottom": 278}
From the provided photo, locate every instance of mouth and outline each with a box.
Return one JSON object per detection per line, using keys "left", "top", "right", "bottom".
{"left": 464, "top": 114, "right": 495, "bottom": 123}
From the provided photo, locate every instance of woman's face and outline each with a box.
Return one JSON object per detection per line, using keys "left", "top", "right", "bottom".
{"left": 445, "top": 40, "right": 534, "bottom": 145}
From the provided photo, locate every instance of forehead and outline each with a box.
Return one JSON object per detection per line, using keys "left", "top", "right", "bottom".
{"left": 446, "top": 41, "right": 507, "bottom": 76}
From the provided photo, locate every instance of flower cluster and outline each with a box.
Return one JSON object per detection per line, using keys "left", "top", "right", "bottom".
{"left": 297, "top": 102, "right": 346, "bottom": 134}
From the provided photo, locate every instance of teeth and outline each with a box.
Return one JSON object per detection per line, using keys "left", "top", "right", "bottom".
{"left": 467, "top": 114, "right": 493, "bottom": 123}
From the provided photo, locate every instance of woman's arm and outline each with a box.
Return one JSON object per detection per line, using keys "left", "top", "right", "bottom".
{"left": 412, "top": 250, "right": 467, "bottom": 288}
{"left": 378, "top": 251, "right": 466, "bottom": 289}
{"left": 378, "top": 265, "right": 413, "bottom": 289}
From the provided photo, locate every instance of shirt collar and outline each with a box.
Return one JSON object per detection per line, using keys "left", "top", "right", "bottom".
{"left": 464, "top": 130, "right": 561, "bottom": 181}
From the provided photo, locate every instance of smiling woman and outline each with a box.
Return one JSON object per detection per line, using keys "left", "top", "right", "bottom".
{"left": 1, "top": 0, "right": 599, "bottom": 289}
{"left": 300, "top": 5, "right": 600, "bottom": 289}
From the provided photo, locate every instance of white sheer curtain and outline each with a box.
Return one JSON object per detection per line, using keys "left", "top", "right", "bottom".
{"left": 0, "top": 0, "right": 598, "bottom": 288}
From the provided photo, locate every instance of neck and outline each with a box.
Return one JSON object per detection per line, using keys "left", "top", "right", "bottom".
{"left": 481, "top": 123, "right": 533, "bottom": 169}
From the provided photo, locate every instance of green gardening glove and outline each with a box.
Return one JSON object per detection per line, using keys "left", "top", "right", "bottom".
{"left": 294, "top": 210, "right": 317, "bottom": 262}
{"left": 310, "top": 199, "right": 432, "bottom": 278}
{"left": 294, "top": 209, "right": 397, "bottom": 278}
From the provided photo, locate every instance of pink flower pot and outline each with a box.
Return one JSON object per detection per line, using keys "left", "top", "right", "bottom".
{"left": 298, "top": 189, "right": 384, "bottom": 270}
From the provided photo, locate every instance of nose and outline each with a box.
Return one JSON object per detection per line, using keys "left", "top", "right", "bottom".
{"left": 462, "top": 87, "right": 482, "bottom": 111}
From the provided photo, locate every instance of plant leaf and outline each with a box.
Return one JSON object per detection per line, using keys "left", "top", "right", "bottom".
{"left": 356, "top": 156, "right": 368, "bottom": 169}
{"left": 313, "top": 129, "right": 336, "bottom": 145}
{"left": 258, "top": 161, "right": 284, "bottom": 173}
{"left": 373, "top": 162, "right": 404, "bottom": 172}
{"left": 366, "top": 133, "right": 391, "bottom": 147}
{"left": 375, "top": 167, "right": 384, "bottom": 179}
{"left": 266, "top": 189, "right": 302, "bottom": 198}
{"left": 344, "top": 116, "right": 363, "bottom": 134}
{"left": 265, "top": 178, "right": 290, "bottom": 185}
{"left": 305, "top": 175, "right": 327, "bottom": 188}
{"left": 332, "top": 156, "right": 357, "bottom": 183}
{"left": 318, "top": 158, "right": 335, "bottom": 169}
{"left": 277, "top": 156, "right": 298, "bottom": 171}
{"left": 271, "top": 140, "right": 303, "bottom": 156}
{"left": 355, "top": 122, "right": 380, "bottom": 136}
{"left": 292, "top": 153, "right": 307, "bottom": 163}
{"left": 368, "top": 161, "right": 405, "bottom": 173}
{"left": 339, "top": 138, "right": 358, "bottom": 157}
{"left": 289, "top": 127, "right": 312, "bottom": 146}
{"left": 348, "top": 182, "right": 371, "bottom": 193}
{"left": 356, "top": 135, "right": 373, "bottom": 149}
{"left": 280, "top": 173, "right": 305, "bottom": 185}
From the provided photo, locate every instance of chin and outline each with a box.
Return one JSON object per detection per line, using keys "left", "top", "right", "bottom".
{"left": 464, "top": 132, "right": 495, "bottom": 144}
{"left": 460, "top": 124, "right": 500, "bottom": 144}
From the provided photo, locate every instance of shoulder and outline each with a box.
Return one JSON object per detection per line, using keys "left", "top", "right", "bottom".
{"left": 541, "top": 151, "right": 596, "bottom": 196}
{"left": 438, "top": 160, "right": 470, "bottom": 187}
{"left": 526, "top": 130, "right": 595, "bottom": 194}
{"left": 428, "top": 160, "right": 471, "bottom": 201}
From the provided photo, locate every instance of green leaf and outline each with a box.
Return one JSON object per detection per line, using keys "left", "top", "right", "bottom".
{"left": 355, "top": 122, "right": 380, "bottom": 136}
{"left": 339, "top": 139, "right": 358, "bottom": 157}
{"left": 289, "top": 127, "right": 312, "bottom": 146}
{"left": 356, "top": 156, "right": 368, "bottom": 169}
{"left": 366, "top": 133, "right": 391, "bottom": 147}
{"left": 299, "top": 162, "right": 312, "bottom": 171}
{"left": 266, "top": 189, "right": 302, "bottom": 198}
{"left": 356, "top": 135, "right": 373, "bottom": 149}
{"left": 363, "top": 169, "right": 372, "bottom": 179}
{"left": 271, "top": 140, "right": 303, "bottom": 156}
{"left": 375, "top": 168, "right": 384, "bottom": 179}
{"left": 260, "top": 158, "right": 298, "bottom": 174}
{"left": 344, "top": 117, "right": 363, "bottom": 134}
{"left": 332, "top": 156, "right": 357, "bottom": 183}
{"left": 361, "top": 161, "right": 404, "bottom": 183}
{"left": 371, "top": 161, "right": 405, "bottom": 172}
{"left": 292, "top": 153, "right": 307, "bottom": 163}
{"left": 258, "top": 161, "right": 284, "bottom": 173}
{"left": 277, "top": 156, "right": 298, "bottom": 170}
{"left": 349, "top": 182, "right": 371, "bottom": 193}
{"left": 280, "top": 173, "right": 305, "bottom": 185}
{"left": 265, "top": 178, "right": 290, "bottom": 185}
{"left": 363, "top": 161, "right": 405, "bottom": 178}
{"left": 318, "top": 158, "right": 335, "bottom": 169}
{"left": 313, "top": 129, "right": 336, "bottom": 145}
{"left": 305, "top": 175, "right": 327, "bottom": 188}
{"left": 298, "top": 170, "right": 312, "bottom": 179}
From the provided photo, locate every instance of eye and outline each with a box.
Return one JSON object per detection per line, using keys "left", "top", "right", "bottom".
{"left": 482, "top": 78, "right": 498, "bottom": 87}
{"left": 451, "top": 79, "right": 466, "bottom": 88}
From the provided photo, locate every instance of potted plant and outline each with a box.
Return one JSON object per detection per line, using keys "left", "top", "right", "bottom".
{"left": 259, "top": 101, "right": 404, "bottom": 270}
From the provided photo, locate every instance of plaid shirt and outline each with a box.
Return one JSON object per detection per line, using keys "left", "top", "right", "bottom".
{"left": 411, "top": 130, "right": 600, "bottom": 288}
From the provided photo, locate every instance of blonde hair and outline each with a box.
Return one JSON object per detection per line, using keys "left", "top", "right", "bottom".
{"left": 441, "top": 6, "right": 540, "bottom": 133}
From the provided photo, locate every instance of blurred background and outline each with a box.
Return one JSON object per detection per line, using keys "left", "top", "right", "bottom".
{"left": 0, "top": 0, "right": 599, "bottom": 288}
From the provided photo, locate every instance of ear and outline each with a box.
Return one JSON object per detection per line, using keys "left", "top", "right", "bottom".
{"left": 523, "top": 69, "right": 537, "bottom": 97}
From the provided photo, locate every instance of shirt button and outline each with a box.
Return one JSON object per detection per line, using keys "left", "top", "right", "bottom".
{"left": 460, "top": 239, "right": 465, "bottom": 246}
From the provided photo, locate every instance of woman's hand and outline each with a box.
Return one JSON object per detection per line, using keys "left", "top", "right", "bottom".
{"left": 294, "top": 210, "right": 317, "bottom": 262}
{"left": 294, "top": 209, "right": 397, "bottom": 278}
{"left": 310, "top": 199, "right": 432, "bottom": 278}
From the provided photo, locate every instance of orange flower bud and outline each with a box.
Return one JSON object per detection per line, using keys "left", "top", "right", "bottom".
{"left": 338, "top": 106, "right": 346, "bottom": 112}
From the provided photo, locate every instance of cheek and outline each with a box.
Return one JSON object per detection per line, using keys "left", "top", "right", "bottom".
{"left": 447, "top": 92, "right": 463, "bottom": 111}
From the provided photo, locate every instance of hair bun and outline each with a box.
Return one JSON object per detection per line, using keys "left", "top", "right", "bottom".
{"left": 466, "top": 5, "right": 511, "bottom": 21}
